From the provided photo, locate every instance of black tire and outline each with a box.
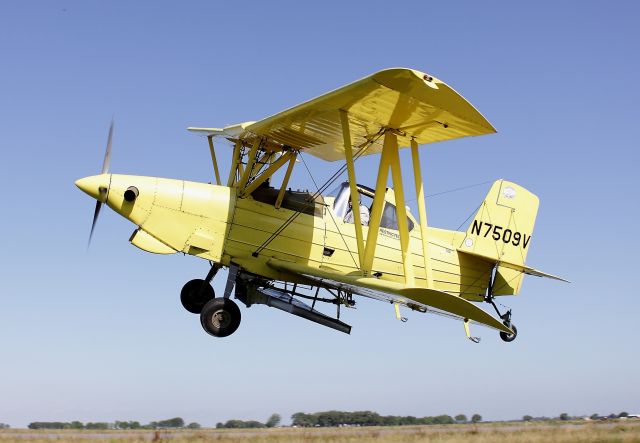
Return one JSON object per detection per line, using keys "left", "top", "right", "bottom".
{"left": 180, "top": 279, "right": 215, "bottom": 314}
{"left": 200, "top": 298, "right": 241, "bottom": 338}
{"left": 499, "top": 322, "right": 518, "bottom": 342}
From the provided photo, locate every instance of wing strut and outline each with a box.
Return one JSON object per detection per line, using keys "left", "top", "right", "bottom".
{"left": 236, "top": 138, "right": 263, "bottom": 190}
{"left": 362, "top": 132, "right": 393, "bottom": 274}
{"left": 275, "top": 152, "right": 298, "bottom": 209}
{"left": 206, "top": 136, "right": 222, "bottom": 185}
{"left": 227, "top": 140, "right": 242, "bottom": 187}
{"left": 410, "top": 138, "right": 434, "bottom": 287}
{"left": 242, "top": 150, "right": 295, "bottom": 196}
{"left": 338, "top": 124, "right": 434, "bottom": 288}
{"left": 340, "top": 110, "right": 365, "bottom": 270}
{"left": 359, "top": 130, "right": 415, "bottom": 286}
{"left": 388, "top": 131, "right": 415, "bottom": 286}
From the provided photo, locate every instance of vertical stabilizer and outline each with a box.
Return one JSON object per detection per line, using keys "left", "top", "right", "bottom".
{"left": 458, "top": 180, "right": 539, "bottom": 295}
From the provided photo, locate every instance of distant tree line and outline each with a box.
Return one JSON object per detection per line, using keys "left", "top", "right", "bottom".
{"left": 28, "top": 422, "right": 107, "bottom": 430}
{"left": 27, "top": 417, "right": 200, "bottom": 430}
{"left": 587, "top": 412, "right": 632, "bottom": 421}
{"left": 520, "top": 412, "right": 634, "bottom": 422}
{"left": 216, "top": 414, "right": 281, "bottom": 429}
{"left": 290, "top": 411, "right": 482, "bottom": 427}
{"left": 20, "top": 410, "right": 637, "bottom": 431}
{"left": 216, "top": 420, "right": 265, "bottom": 429}
{"left": 0, "top": 423, "right": 10, "bottom": 429}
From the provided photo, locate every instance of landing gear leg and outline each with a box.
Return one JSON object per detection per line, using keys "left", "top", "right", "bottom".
{"left": 223, "top": 264, "right": 239, "bottom": 299}
{"left": 484, "top": 295, "right": 517, "bottom": 342}
{"left": 180, "top": 263, "right": 220, "bottom": 314}
{"left": 198, "top": 264, "right": 244, "bottom": 337}
{"left": 485, "top": 266, "right": 518, "bottom": 343}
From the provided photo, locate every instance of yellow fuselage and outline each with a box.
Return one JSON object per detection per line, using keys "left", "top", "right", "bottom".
{"left": 76, "top": 173, "right": 492, "bottom": 301}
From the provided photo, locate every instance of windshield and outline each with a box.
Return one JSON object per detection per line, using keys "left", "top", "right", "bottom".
{"left": 380, "top": 202, "right": 414, "bottom": 231}
{"left": 330, "top": 182, "right": 351, "bottom": 218}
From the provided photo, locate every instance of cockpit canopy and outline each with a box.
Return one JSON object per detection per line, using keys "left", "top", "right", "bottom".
{"left": 328, "top": 182, "right": 414, "bottom": 231}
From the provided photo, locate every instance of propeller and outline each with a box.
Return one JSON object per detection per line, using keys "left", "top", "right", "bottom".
{"left": 87, "top": 120, "right": 114, "bottom": 247}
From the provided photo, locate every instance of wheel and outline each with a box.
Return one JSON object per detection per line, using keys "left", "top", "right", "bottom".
{"left": 499, "top": 321, "right": 518, "bottom": 342}
{"left": 200, "top": 298, "right": 241, "bottom": 337}
{"left": 180, "top": 279, "right": 215, "bottom": 314}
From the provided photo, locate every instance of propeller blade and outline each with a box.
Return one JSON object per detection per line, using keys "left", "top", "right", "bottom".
{"left": 101, "top": 120, "right": 114, "bottom": 174}
{"left": 87, "top": 121, "right": 114, "bottom": 248}
{"left": 88, "top": 200, "right": 102, "bottom": 247}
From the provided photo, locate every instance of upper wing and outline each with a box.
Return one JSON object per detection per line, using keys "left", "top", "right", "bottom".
{"left": 189, "top": 68, "right": 496, "bottom": 161}
{"left": 268, "top": 259, "right": 512, "bottom": 333}
{"left": 188, "top": 122, "right": 256, "bottom": 139}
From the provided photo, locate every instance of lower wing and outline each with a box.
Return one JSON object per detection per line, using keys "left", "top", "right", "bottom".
{"left": 268, "top": 259, "right": 512, "bottom": 334}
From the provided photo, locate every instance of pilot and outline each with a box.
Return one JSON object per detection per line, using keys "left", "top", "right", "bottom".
{"left": 344, "top": 198, "right": 370, "bottom": 226}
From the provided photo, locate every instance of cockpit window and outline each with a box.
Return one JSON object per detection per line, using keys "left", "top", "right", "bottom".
{"left": 331, "top": 182, "right": 351, "bottom": 219}
{"left": 330, "top": 182, "right": 413, "bottom": 231}
{"left": 380, "top": 202, "right": 414, "bottom": 231}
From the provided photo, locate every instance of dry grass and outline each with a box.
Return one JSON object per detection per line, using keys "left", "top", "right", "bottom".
{"left": 2, "top": 421, "right": 640, "bottom": 443}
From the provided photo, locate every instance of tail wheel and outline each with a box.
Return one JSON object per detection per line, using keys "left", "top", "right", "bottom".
{"left": 200, "top": 298, "right": 241, "bottom": 337}
{"left": 499, "top": 322, "right": 518, "bottom": 342}
{"left": 180, "top": 279, "right": 215, "bottom": 314}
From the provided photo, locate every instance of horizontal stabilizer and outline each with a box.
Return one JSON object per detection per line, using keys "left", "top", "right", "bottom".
{"left": 458, "top": 250, "right": 569, "bottom": 283}
{"left": 522, "top": 266, "right": 570, "bottom": 283}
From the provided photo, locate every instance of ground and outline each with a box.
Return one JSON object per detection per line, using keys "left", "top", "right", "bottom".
{"left": 2, "top": 420, "right": 640, "bottom": 442}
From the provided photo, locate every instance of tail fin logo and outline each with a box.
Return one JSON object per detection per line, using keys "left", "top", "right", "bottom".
{"left": 502, "top": 186, "right": 516, "bottom": 199}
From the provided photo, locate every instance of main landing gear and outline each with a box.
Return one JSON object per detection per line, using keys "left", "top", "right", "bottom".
{"left": 180, "top": 264, "right": 242, "bottom": 338}
{"left": 180, "top": 264, "right": 219, "bottom": 313}
{"left": 181, "top": 264, "right": 354, "bottom": 338}
{"left": 200, "top": 297, "right": 242, "bottom": 338}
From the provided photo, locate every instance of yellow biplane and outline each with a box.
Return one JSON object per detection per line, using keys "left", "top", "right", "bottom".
{"left": 76, "top": 68, "right": 566, "bottom": 342}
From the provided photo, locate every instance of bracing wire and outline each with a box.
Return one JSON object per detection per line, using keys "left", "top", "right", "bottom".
{"left": 299, "top": 153, "right": 360, "bottom": 269}
{"left": 405, "top": 179, "right": 494, "bottom": 202}
{"left": 456, "top": 202, "right": 483, "bottom": 232}
{"left": 252, "top": 129, "right": 385, "bottom": 256}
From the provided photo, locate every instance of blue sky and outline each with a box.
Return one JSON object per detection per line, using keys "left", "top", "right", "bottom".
{"left": 1, "top": 0, "right": 639, "bottom": 428}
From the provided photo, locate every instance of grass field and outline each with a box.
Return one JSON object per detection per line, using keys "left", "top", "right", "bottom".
{"left": 2, "top": 421, "right": 640, "bottom": 442}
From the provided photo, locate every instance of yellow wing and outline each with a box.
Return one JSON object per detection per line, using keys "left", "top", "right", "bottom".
{"left": 189, "top": 68, "right": 495, "bottom": 161}
{"left": 268, "top": 259, "right": 512, "bottom": 333}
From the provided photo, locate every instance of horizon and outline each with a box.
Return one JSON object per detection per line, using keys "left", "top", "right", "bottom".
{"left": 8, "top": 409, "right": 638, "bottom": 429}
